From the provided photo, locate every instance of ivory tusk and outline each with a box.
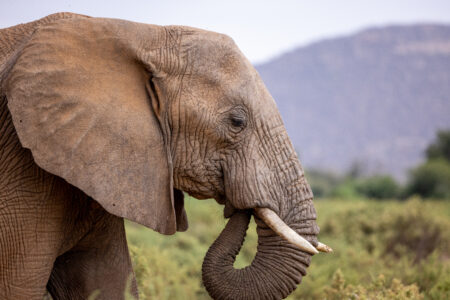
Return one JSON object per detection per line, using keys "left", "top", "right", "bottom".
{"left": 255, "top": 207, "right": 319, "bottom": 255}
{"left": 316, "top": 242, "right": 333, "bottom": 253}
{"left": 254, "top": 208, "right": 333, "bottom": 255}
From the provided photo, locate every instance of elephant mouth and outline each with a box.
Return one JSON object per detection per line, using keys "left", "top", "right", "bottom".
{"left": 220, "top": 200, "right": 332, "bottom": 254}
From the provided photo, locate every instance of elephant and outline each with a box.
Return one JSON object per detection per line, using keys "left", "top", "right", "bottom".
{"left": 0, "top": 12, "right": 331, "bottom": 300}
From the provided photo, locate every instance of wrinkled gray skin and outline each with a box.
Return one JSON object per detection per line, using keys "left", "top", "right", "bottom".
{"left": 0, "top": 13, "right": 319, "bottom": 299}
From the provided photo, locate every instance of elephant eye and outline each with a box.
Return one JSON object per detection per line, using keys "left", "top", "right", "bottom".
{"left": 230, "top": 116, "right": 245, "bottom": 128}
{"left": 226, "top": 106, "right": 248, "bottom": 134}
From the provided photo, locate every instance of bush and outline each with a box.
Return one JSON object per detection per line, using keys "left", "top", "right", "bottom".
{"left": 426, "top": 130, "right": 450, "bottom": 161}
{"left": 324, "top": 270, "right": 424, "bottom": 300}
{"left": 381, "top": 198, "right": 446, "bottom": 263}
{"left": 356, "top": 175, "right": 400, "bottom": 199}
{"left": 405, "top": 159, "right": 450, "bottom": 198}
{"left": 329, "top": 180, "right": 361, "bottom": 198}
{"left": 307, "top": 169, "right": 401, "bottom": 200}
{"left": 128, "top": 245, "right": 206, "bottom": 300}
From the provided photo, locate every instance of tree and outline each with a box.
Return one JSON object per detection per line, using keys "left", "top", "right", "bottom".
{"left": 356, "top": 175, "right": 400, "bottom": 199}
{"left": 405, "top": 159, "right": 450, "bottom": 198}
{"left": 425, "top": 130, "right": 450, "bottom": 161}
{"left": 405, "top": 130, "right": 450, "bottom": 199}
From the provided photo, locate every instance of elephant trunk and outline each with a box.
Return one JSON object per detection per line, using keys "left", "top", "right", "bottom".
{"left": 202, "top": 208, "right": 318, "bottom": 300}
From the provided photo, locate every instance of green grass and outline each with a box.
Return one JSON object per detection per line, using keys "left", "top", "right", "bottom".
{"left": 126, "top": 197, "right": 450, "bottom": 299}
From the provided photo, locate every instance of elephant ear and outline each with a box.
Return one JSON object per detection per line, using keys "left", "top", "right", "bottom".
{"left": 4, "top": 17, "right": 188, "bottom": 234}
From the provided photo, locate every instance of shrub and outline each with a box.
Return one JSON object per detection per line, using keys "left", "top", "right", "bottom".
{"left": 356, "top": 175, "right": 400, "bottom": 199}
{"left": 405, "top": 159, "right": 450, "bottom": 198}
{"left": 128, "top": 245, "right": 207, "bottom": 300}
{"left": 381, "top": 199, "right": 445, "bottom": 263}
{"left": 324, "top": 270, "right": 424, "bottom": 300}
{"left": 426, "top": 130, "right": 450, "bottom": 161}
{"left": 329, "top": 180, "right": 361, "bottom": 198}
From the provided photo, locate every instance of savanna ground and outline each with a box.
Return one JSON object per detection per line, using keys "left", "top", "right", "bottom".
{"left": 126, "top": 196, "right": 450, "bottom": 300}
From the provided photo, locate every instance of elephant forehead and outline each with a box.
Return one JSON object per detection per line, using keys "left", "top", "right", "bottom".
{"left": 180, "top": 58, "right": 277, "bottom": 115}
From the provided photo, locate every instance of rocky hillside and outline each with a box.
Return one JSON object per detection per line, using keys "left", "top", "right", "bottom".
{"left": 256, "top": 24, "right": 450, "bottom": 179}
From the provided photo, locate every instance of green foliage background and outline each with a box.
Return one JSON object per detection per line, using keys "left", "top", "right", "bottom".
{"left": 307, "top": 130, "right": 450, "bottom": 200}
{"left": 126, "top": 197, "right": 450, "bottom": 299}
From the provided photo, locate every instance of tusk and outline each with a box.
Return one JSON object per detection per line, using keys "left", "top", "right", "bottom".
{"left": 255, "top": 207, "right": 319, "bottom": 255}
{"left": 316, "top": 242, "right": 333, "bottom": 253}
{"left": 254, "top": 208, "right": 333, "bottom": 254}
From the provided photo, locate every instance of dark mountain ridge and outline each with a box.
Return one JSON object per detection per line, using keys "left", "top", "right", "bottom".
{"left": 256, "top": 24, "right": 450, "bottom": 179}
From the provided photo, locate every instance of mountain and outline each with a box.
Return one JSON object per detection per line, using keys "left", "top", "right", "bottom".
{"left": 256, "top": 24, "right": 450, "bottom": 180}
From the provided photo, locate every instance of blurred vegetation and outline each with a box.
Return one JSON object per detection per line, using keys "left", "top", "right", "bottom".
{"left": 405, "top": 130, "right": 450, "bottom": 198}
{"left": 324, "top": 271, "right": 423, "bottom": 300}
{"left": 307, "top": 169, "right": 401, "bottom": 200}
{"left": 307, "top": 130, "right": 450, "bottom": 200}
{"left": 126, "top": 197, "right": 450, "bottom": 299}
{"left": 405, "top": 159, "right": 450, "bottom": 198}
{"left": 426, "top": 131, "right": 450, "bottom": 161}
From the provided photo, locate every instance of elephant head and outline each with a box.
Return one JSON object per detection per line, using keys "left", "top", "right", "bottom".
{"left": 2, "top": 15, "right": 330, "bottom": 299}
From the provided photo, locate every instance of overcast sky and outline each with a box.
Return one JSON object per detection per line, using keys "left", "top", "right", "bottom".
{"left": 1, "top": 0, "right": 449, "bottom": 63}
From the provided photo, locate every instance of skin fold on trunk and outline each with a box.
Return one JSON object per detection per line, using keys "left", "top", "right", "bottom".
{"left": 202, "top": 210, "right": 315, "bottom": 300}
